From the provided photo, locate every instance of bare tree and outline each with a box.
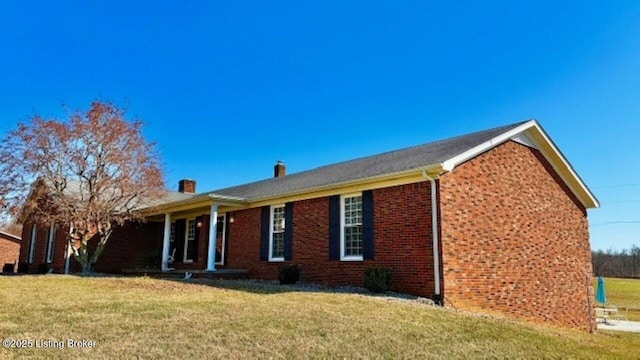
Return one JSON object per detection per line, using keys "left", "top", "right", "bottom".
{"left": 0, "top": 101, "right": 164, "bottom": 273}
{"left": 592, "top": 245, "right": 640, "bottom": 279}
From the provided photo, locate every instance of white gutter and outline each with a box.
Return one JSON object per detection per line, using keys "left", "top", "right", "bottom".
{"left": 422, "top": 171, "right": 441, "bottom": 303}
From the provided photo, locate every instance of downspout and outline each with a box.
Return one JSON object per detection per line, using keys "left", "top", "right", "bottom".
{"left": 423, "top": 171, "right": 442, "bottom": 305}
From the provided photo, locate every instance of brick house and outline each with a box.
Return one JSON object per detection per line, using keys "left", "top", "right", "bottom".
{"left": 0, "top": 230, "right": 21, "bottom": 272}
{"left": 19, "top": 120, "right": 599, "bottom": 330}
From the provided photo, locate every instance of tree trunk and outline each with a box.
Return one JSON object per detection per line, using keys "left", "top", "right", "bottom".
{"left": 70, "top": 227, "right": 113, "bottom": 274}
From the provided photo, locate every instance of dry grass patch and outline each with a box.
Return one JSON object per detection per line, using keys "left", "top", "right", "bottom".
{"left": 0, "top": 276, "right": 638, "bottom": 359}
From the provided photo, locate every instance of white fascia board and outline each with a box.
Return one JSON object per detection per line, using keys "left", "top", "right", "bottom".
{"left": 526, "top": 122, "right": 600, "bottom": 209}
{"left": 442, "top": 120, "right": 538, "bottom": 172}
{"left": 441, "top": 120, "right": 599, "bottom": 209}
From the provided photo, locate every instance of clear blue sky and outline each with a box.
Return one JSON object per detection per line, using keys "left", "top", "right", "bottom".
{"left": 1, "top": 1, "right": 639, "bottom": 251}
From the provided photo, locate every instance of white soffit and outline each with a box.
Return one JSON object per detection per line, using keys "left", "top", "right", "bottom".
{"left": 510, "top": 133, "right": 538, "bottom": 149}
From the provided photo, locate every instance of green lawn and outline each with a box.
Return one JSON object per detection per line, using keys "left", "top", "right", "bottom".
{"left": 0, "top": 276, "right": 638, "bottom": 359}
{"left": 593, "top": 277, "right": 640, "bottom": 321}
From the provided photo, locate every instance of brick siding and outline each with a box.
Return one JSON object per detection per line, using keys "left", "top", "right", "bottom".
{"left": 225, "top": 183, "right": 436, "bottom": 297}
{"left": 0, "top": 235, "right": 20, "bottom": 272}
{"left": 439, "top": 140, "right": 595, "bottom": 331}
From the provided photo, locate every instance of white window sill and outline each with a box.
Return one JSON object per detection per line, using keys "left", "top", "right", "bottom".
{"left": 340, "top": 256, "right": 364, "bottom": 262}
{"left": 183, "top": 260, "right": 194, "bottom": 264}
{"left": 269, "top": 258, "right": 285, "bottom": 263}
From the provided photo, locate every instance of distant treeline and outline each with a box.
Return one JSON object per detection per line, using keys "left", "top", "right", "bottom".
{"left": 592, "top": 245, "right": 640, "bottom": 278}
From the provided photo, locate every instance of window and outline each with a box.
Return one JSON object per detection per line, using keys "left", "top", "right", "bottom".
{"left": 28, "top": 224, "right": 36, "bottom": 264}
{"left": 183, "top": 218, "right": 196, "bottom": 263}
{"left": 341, "top": 194, "right": 363, "bottom": 260}
{"left": 269, "top": 205, "right": 285, "bottom": 261}
{"left": 45, "top": 223, "right": 56, "bottom": 263}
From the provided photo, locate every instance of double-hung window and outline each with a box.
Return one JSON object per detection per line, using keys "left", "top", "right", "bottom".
{"left": 341, "top": 193, "right": 363, "bottom": 260}
{"left": 184, "top": 219, "right": 196, "bottom": 263}
{"left": 269, "top": 205, "right": 285, "bottom": 261}
{"left": 28, "top": 224, "right": 37, "bottom": 264}
{"left": 45, "top": 223, "right": 56, "bottom": 263}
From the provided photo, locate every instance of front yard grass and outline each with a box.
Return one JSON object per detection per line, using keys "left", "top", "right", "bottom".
{"left": 0, "top": 276, "right": 638, "bottom": 359}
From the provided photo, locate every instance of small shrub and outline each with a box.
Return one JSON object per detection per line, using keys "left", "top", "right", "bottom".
{"left": 364, "top": 267, "right": 392, "bottom": 293}
{"left": 17, "top": 262, "right": 29, "bottom": 274}
{"left": 2, "top": 263, "right": 14, "bottom": 273}
{"left": 278, "top": 264, "right": 301, "bottom": 285}
{"left": 37, "top": 263, "right": 50, "bottom": 274}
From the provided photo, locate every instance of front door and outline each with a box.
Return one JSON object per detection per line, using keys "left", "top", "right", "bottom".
{"left": 215, "top": 214, "right": 226, "bottom": 265}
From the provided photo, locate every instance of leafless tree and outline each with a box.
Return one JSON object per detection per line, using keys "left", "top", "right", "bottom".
{"left": 0, "top": 101, "right": 164, "bottom": 272}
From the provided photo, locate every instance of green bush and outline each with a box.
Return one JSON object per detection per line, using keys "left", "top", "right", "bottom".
{"left": 278, "top": 264, "right": 301, "bottom": 285}
{"left": 364, "top": 267, "right": 392, "bottom": 293}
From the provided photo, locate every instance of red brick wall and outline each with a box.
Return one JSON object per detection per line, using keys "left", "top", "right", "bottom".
{"left": 19, "top": 221, "right": 73, "bottom": 273}
{"left": 0, "top": 234, "right": 20, "bottom": 272}
{"left": 225, "top": 183, "right": 436, "bottom": 297}
{"left": 439, "top": 140, "right": 595, "bottom": 331}
{"left": 19, "top": 220, "right": 163, "bottom": 274}
{"left": 226, "top": 207, "right": 263, "bottom": 274}
{"left": 94, "top": 221, "right": 164, "bottom": 273}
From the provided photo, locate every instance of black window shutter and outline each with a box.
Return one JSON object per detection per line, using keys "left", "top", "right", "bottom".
{"left": 362, "top": 190, "right": 374, "bottom": 260}
{"left": 192, "top": 216, "right": 200, "bottom": 261}
{"left": 223, "top": 213, "right": 231, "bottom": 265}
{"left": 284, "top": 202, "right": 294, "bottom": 261}
{"left": 328, "top": 195, "right": 340, "bottom": 260}
{"left": 260, "top": 206, "right": 270, "bottom": 261}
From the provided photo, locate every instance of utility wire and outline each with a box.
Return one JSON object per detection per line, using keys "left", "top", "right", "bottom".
{"left": 592, "top": 183, "right": 640, "bottom": 189}
{"left": 590, "top": 221, "right": 640, "bottom": 228}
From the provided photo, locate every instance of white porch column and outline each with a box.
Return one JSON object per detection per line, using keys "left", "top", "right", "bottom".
{"left": 207, "top": 203, "right": 219, "bottom": 271}
{"left": 161, "top": 213, "right": 171, "bottom": 271}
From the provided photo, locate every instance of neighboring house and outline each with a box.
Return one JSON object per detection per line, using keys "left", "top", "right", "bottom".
{"left": 19, "top": 120, "right": 599, "bottom": 331}
{"left": 0, "top": 230, "right": 21, "bottom": 272}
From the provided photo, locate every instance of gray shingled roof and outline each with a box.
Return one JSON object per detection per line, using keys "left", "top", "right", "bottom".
{"left": 204, "top": 121, "right": 528, "bottom": 201}
{"left": 50, "top": 178, "right": 195, "bottom": 209}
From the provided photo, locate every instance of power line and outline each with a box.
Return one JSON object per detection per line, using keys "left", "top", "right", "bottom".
{"left": 592, "top": 183, "right": 640, "bottom": 189}
{"left": 590, "top": 221, "right": 640, "bottom": 228}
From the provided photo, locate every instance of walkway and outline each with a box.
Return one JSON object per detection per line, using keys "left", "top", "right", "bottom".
{"left": 597, "top": 320, "right": 640, "bottom": 333}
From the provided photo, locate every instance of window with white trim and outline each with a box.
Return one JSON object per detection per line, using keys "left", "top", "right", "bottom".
{"left": 28, "top": 224, "right": 37, "bottom": 264}
{"left": 183, "top": 218, "right": 196, "bottom": 263}
{"left": 341, "top": 194, "right": 363, "bottom": 260}
{"left": 269, "top": 205, "right": 285, "bottom": 261}
{"left": 45, "top": 223, "right": 56, "bottom": 263}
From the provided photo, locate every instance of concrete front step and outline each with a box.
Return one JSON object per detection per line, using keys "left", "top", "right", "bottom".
{"left": 122, "top": 268, "right": 248, "bottom": 280}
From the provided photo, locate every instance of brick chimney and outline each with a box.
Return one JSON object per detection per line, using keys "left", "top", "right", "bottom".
{"left": 178, "top": 179, "right": 196, "bottom": 193}
{"left": 274, "top": 161, "right": 286, "bottom": 178}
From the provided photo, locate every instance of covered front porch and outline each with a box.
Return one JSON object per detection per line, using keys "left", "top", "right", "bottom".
{"left": 144, "top": 194, "right": 248, "bottom": 272}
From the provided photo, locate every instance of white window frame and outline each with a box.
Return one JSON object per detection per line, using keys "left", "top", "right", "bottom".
{"left": 183, "top": 218, "right": 196, "bottom": 263}
{"left": 28, "top": 224, "right": 37, "bottom": 264}
{"left": 46, "top": 223, "right": 56, "bottom": 264}
{"left": 268, "top": 204, "right": 286, "bottom": 262}
{"left": 340, "top": 193, "right": 364, "bottom": 261}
